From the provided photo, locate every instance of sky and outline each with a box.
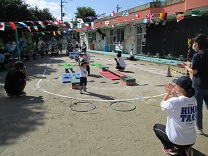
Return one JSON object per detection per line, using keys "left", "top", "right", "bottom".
{"left": 25, "top": 0, "right": 155, "bottom": 22}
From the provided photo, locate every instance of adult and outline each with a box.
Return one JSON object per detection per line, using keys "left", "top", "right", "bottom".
{"left": 177, "top": 34, "right": 208, "bottom": 134}
{"left": 153, "top": 76, "right": 197, "bottom": 156}
{"left": 114, "top": 53, "right": 126, "bottom": 71}
{"left": 4, "top": 61, "right": 27, "bottom": 97}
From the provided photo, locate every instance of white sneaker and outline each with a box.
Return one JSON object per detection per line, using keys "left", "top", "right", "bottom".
{"left": 195, "top": 126, "right": 203, "bottom": 135}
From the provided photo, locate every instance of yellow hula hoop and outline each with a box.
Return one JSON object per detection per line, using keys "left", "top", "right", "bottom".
{"left": 143, "top": 96, "right": 163, "bottom": 107}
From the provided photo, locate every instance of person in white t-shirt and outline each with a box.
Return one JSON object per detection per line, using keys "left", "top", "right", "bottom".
{"left": 79, "top": 60, "right": 88, "bottom": 94}
{"left": 114, "top": 53, "right": 126, "bottom": 71}
{"left": 153, "top": 76, "right": 197, "bottom": 156}
{"left": 129, "top": 49, "right": 135, "bottom": 61}
{"left": 79, "top": 49, "right": 91, "bottom": 75}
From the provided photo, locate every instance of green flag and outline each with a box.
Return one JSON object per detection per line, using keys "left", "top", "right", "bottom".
{"left": 191, "top": 10, "right": 202, "bottom": 16}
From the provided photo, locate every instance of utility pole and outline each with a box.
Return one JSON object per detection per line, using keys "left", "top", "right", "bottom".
{"left": 61, "top": 0, "right": 67, "bottom": 21}
{"left": 116, "top": 4, "right": 122, "bottom": 13}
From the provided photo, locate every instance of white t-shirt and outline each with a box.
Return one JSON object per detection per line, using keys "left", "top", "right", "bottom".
{"left": 160, "top": 96, "right": 197, "bottom": 145}
{"left": 117, "top": 57, "right": 126, "bottom": 68}
{"left": 80, "top": 66, "right": 87, "bottom": 77}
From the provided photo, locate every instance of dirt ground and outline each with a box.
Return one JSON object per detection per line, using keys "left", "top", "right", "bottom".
{"left": 0, "top": 52, "right": 207, "bottom": 156}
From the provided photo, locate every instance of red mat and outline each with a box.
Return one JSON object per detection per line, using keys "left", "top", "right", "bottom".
{"left": 99, "top": 71, "right": 120, "bottom": 80}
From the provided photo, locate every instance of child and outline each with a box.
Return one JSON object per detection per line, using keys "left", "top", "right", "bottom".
{"left": 79, "top": 49, "right": 91, "bottom": 75}
{"left": 129, "top": 49, "right": 135, "bottom": 61}
{"left": 153, "top": 76, "right": 197, "bottom": 156}
{"left": 114, "top": 53, "right": 126, "bottom": 71}
{"left": 79, "top": 60, "right": 88, "bottom": 93}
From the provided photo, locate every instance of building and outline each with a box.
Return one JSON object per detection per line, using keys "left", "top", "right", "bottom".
{"left": 76, "top": 0, "right": 208, "bottom": 58}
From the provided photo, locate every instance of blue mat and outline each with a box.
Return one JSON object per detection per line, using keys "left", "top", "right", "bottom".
{"left": 62, "top": 73, "right": 72, "bottom": 83}
{"left": 73, "top": 72, "right": 80, "bottom": 79}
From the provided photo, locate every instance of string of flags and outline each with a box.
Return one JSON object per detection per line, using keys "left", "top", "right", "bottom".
{"left": 74, "top": 9, "right": 204, "bottom": 31}
{"left": 0, "top": 19, "right": 66, "bottom": 32}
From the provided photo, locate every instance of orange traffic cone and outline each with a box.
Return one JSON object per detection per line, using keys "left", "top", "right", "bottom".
{"left": 166, "top": 66, "right": 172, "bottom": 77}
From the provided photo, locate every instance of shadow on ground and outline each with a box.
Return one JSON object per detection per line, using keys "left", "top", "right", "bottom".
{"left": 0, "top": 95, "right": 44, "bottom": 145}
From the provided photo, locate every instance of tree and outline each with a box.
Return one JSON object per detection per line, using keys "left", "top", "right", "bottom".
{"left": 75, "top": 6, "right": 97, "bottom": 22}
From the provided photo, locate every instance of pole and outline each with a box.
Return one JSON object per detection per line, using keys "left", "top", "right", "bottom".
{"left": 61, "top": 0, "right": 63, "bottom": 21}
{"left": 15, "top": 29, "right": 20, "bottom": 61}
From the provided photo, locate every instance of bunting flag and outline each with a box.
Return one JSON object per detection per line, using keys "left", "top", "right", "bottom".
{"left": 52, "top": 31, "right": 56, "bottom": 36}
{"left": 132, "top": 13, "right": 141, "bottom": 19}
{"left": 55, "top": 19, "right": 62, "bottom": 24}
{"left": 77, "top": 23, "right": 82, "bottom": 28}
{"left": 176, "top": 12, "right": 184, "bottom": 22}
{"left": 146, "top": 14, "right": 154, "bottom": 23}
{"left": 30, "top": 21, "right": 35, "bottom": 25}
{"left": 69, "top": 22, "right": 74, "bottom": 29}
{"left": 105, "top": 21, "right": 109, "bottom": 25}
{"left": 19, "top": 22, "right": 27, "bottom": 27}
{"left": 87, "top": 16, "right": 96, "bottom": 21}
{"left": 77, "top": 18, "right": 84, "bottom": 23}
{"left": 191, "top": 10, "right": 202, "bottom": 16}
{"left": 122, "top": 12, "right": 129, "bottom": 16}
{"left": 159, "top": 13, "right": 167, "bottom": 20}
{"left": 38, "top": 21, "right": 46, "bottom": 29}
{"left": 110, "top": 11, "right": 116, "bottom": 17}
{"left": 33, "top": 25, "right": 38, "bottom": 31}
{"left": 97, "top": 13, "right": 106, "bottom": 18}
{"left": 99, "top": 21, "right": 103, "bottom": 25}
{"left": 84, "top": 22, "right": 89, "bottom": 27}
{"left": 0, "top": 22, "right": 5, "bottom": 31}
{"left": 9, "top": 22, "right": 16, "bottom": 30}
{"left": 27, "top": 26, "right": 31, "bottom": 32}
{"left": 91, "top": 22, "right": 95, "bottom": 28}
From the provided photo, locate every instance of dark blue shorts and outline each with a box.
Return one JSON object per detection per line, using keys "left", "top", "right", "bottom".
{"left": 80, "top": 77, "right": 87, "bottom": 86}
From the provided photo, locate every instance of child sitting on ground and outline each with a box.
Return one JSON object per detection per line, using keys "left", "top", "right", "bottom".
{"left": 114, "top": 53, "right": 126, "bottom": 71}
{"left": 129, "top": 49, "right": 136, "bottom": 61}
{"left": 79, "top": 60, "right": 88, "bottom": 94}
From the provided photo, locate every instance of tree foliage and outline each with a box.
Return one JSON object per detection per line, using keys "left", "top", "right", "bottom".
{"left": 75, "top": 6, "right": 96, "bottom": 22}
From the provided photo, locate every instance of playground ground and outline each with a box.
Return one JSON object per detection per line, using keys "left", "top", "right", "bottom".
{"left": 0, "top": 52, "right": 207, "bottom": 156}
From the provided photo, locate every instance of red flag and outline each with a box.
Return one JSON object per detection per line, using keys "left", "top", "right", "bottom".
{"left": 9, "top": 22, "right": 16, "bottom": 30}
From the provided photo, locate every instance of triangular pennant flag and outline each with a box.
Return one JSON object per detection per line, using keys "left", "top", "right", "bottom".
{"left": 33, "top": 25, "right": 38, "bottom": 31}
{"left": 176, "top": 12, "right": 184, "bottom": 22}
{"left": 191, "top": 10, "right": 202, "bottom": 16}
{"left": 38, "top": 21, "right": 46, "bottom": 29}
{"left": 19, "top": 22, "right": 27, "bottom": 27}
{"left": 52, "top": 31, "right": 56, "bottom": 36}
{"left": 0, "top": 22, "right": 5, "bottom": 31}
{"left": 27, "top": 26, "right": 31, "bottom": 32}
{"left": 159, "top": 13, "right": 167, "bottom": 20}
{"left": 9, "top": 22, "right": 16, "bottom": 30}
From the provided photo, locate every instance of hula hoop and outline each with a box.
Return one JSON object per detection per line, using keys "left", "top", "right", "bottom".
{"left": 143, "top": 96, "right": 162, "bottom": 107}
{"left": 110, "top": 101, "right": 136, "bottom": 112}
{"left": 69, "top": 102, "right": 96, "bottom": 112}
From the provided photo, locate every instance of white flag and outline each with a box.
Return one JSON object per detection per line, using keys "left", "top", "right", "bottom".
{"left": 105, "top": 21, "right": 109, "bottom": 25}
{"left": 0, "top": 22, "right": 5, "bottom": 31}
